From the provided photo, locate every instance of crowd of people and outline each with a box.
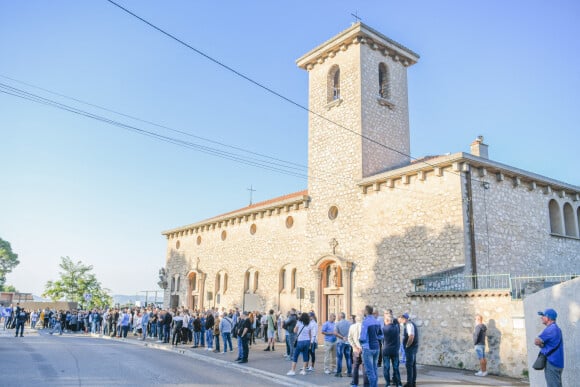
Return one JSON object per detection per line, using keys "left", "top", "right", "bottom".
{"left": 1, "top": 302, "right": 564, "bottom": 387}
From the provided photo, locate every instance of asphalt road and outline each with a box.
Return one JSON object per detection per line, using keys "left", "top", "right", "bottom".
{"left": 1, "top": 328, "right": 531, "bottom": 387}
{"left": 1, "top": 333, "right": 292, "bottom": 386}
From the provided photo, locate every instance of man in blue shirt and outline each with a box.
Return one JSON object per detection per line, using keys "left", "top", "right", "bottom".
{"left": 321, "top": 312, "right": 337, "bottom": 374}
{"left": 359, "top": 305, "right": 383, "bottom": 387}
{"left": 534, "top": 308, "right": 564, "bottom": 387}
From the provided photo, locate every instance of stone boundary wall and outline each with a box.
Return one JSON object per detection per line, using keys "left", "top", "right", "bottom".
{"left": 409, "top": 292, "right": 527, "bottom": 379}
{"left": 523, "top": 277, "right": 579, "bottom": 387}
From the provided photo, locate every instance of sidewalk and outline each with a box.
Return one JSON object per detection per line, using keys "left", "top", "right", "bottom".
{"left": 92, "top": 332, "right": 529, "bottom": 387}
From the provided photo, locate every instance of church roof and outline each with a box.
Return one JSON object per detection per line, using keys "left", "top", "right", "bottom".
{"left": 162, "top": 190, "right": 309, "bottom": 236}
{"left": 296, "top": 22, "right": 420, "bottom": 70}
{"left": 358, "top": 152, "right": 580, "bottom": 197}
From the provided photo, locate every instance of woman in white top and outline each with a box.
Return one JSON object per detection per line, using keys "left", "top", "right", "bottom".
{"left": 286, "top": 312, "right": 313, "bottom": 376}
{"left": 306, "top": 312, "right": 318, "bottom": 371}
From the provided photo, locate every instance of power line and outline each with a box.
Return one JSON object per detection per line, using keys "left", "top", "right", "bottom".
{"left": 1, "top": 77, "right": 467, "bottom": 200}
{"left": 0, "top": 73, "right": 306, "bottom": 171}
{"left": 0, "top": 82, "right": 309, "bottom": 179}
{"left": 105, "top": 0, "right": 468, "bottom": 181}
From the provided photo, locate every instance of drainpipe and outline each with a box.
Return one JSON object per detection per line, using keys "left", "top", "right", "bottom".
{"left": 465, "top": 168, "right": 478, "bottom": 288}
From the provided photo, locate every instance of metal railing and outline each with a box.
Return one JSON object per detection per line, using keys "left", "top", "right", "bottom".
{"left": 412, "top": 273, "right": 578, "bottom": 299}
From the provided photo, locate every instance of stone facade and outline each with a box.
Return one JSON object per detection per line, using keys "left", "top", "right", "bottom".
{"left": 161, "top": 22, "right": 580, "bottom": 378}
{"left": 409, "top": 292, "right": 528, "bottom": 377}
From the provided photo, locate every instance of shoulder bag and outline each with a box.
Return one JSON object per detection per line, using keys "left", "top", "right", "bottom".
{"left": 533, "top": 338, "right": 561, "bottom": 370}
{"left": 294, "top": 325, "right": 305, "bottom": 347}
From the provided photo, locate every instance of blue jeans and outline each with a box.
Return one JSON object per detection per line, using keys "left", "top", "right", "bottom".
{"left": 214, "top": 334, "right": 220, "bottom": 351}
{"left": 237, "top": 336, "right": 243, "bottom": 359}
{"left": 383, "top": 353, "right": 401, "bottom": 386}
{"left": 150, "top": 323, "right": 157, "bottom": 338}
{"left": 287, "top": 332, "right": 296, "bottom": 357}
{"left": 336, "top": 342, "right": 352, "bottom": 375}
{"left": 241, "top": 335, "right": 249, "bottom": 360}
{"left": 157, "top": 323, "right": 163, "bottom": 340}
{"left": 544, "top": 360, "right": 563, "bottom": 387}
{"left": 293, "top": 340, "right": 311, "bottom": 363}
{"left": 194, "top": 331, "right": 201, "bottom": 346}
{"left": 15, "top": 321, "right": 24, "bottom": 336}
{"left": 163, "top": 325, "right": 171, "bottom": 342}
{"left": 362, "top": 348, "right": 379, "bottom": 387}
{"left": 222, "top": 332, "right": 233, "bottom": 352}
{"left": 205, "top": 330, "right": 213, "bottom": 348}
{"left": 404, "top": 346, "right": 418, "bottom": 385}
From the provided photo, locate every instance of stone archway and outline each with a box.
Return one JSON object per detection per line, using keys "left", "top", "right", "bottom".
{"left": 312, "top": 256, "right": 352, "bottom": 323}
{"left": 187, "top": 270, "right": 206, "bottom": 311}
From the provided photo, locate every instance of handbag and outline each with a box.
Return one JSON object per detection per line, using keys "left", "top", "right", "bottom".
{"left": 533, "top": 338, "right": 561, "bottom": 370}
{"left": 293, "top": 325, "right": 305, "bottom": 347}
{"left": 532, "top": 353, "right": 547, "bottom": 370}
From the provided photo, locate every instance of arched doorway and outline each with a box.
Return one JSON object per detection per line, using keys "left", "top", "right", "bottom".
{"left": 312, "top": 256, "right": 352, "bottom": 323}
{"left": 187, "top": 270, "right": 205, "bottom": 311}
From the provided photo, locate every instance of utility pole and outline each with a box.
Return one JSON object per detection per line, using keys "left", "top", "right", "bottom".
{"left": 140, "top": 290, "right": 159, "bottom": 307}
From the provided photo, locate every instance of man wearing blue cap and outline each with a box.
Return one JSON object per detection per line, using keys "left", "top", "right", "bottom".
{"left": 534, "top": 308, "right": 564, "bottom": 387}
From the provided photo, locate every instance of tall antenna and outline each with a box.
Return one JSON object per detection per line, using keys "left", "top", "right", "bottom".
{"left": 351, "top": 11, "right": 362, "bottom": 23}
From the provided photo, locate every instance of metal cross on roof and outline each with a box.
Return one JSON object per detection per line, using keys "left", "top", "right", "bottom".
{"left": 247, "top": 185, "right": 256, "bottom": 206}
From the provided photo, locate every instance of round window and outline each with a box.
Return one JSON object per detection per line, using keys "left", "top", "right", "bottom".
{"left": 250, "top": 224, "right": 257, "bottom": 235}
{"left": 328, "top": 206, "right": 339, "bottom": 220}
{"left": 175, "top": 240, "right": 180, "bottom": 249}
{"left": 196, "top": 235, "right": 202, "bottom": 245}
{"left": 221, "top": 230, "right": 227, "bottom": 241}
{"left": 286, "top": 216, "right": 294, "bottom": 228}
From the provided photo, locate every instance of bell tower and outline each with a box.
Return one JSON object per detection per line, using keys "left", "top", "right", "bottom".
{"left": 297, "top": 23, "right": 419, "bottom": 321}
{"left": 297, "top": 22, "right": 419, "bottom": 191}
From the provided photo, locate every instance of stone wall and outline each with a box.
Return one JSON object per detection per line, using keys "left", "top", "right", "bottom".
{"left": 524, "top": 277, "right": 579, "bottom": 387}
{"left": 355, "top": 168, "right": 466, "bottom": 315}
{"left": 470, "top": 169, "right": 580, "bottom": 276}
{"left": 409, "top": 292, "right": 528, "bottom": 379}
{"left": 164, "top": 201, "right": 311, "bottom": 313}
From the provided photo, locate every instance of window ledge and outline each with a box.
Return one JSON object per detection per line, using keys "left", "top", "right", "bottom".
{"left": 550, "top": 232, "right": 580, "bottom": 240}
{"left": 377, "top": 97, "right": 395, "bottom": 109}
{"left": 325, "top": 98, "right": 343, "bottom": 110}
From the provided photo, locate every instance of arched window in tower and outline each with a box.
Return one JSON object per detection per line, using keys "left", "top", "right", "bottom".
{"left": 176, "top": 275, "right": 181, "bottom": 292}
{"left": 328, "top": 65, "right": 341, "bottom": 102}
{"left": 548, "top": 199, "right": 563, "bottom": 235}
{"left": 379, "top": 63, "right": 390, "bottom": 99}
{"left": 291, "top": 268, "right": 297, "bottom": 291}
{"left": 215, "top": 273, "right": 221, "bottom": 293}
{"left": 170, "top": 277, "right": 175, "bottom": 292}
{"left": 244, "top": 271, "right": 251, "bottom": 293}
{"left": 563, "top": 202, "right": 577, "bottom": 237}
{"left": 223, "top": 273, "right": 228, "bottom": 293}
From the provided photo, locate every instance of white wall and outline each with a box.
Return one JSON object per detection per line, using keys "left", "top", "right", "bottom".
{"left": 523, "top": 277, "right": 579, "bottom": 387}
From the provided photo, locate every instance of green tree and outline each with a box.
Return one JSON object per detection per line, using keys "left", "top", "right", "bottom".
{"left": 0, "top": 237, "right": 20, "bottom": 290}
{"left": 43, "top": 256, "right": 112, "bottom": 309}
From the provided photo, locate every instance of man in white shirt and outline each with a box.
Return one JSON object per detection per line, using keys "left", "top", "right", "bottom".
{"left": 348, "top": 315, "right": 363, "bottom": 387}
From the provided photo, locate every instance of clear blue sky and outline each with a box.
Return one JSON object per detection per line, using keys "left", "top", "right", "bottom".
{"left": 1, "top": 1, "right": 578, "bottom": 297}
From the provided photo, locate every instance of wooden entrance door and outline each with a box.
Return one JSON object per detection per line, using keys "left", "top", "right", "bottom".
{"left": 327, "top": 294, "right": 343, "bottom": 317}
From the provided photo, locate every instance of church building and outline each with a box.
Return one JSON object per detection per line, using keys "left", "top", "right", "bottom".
{"left": 161, "top": 23, "right": 579, "bottom": 376}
